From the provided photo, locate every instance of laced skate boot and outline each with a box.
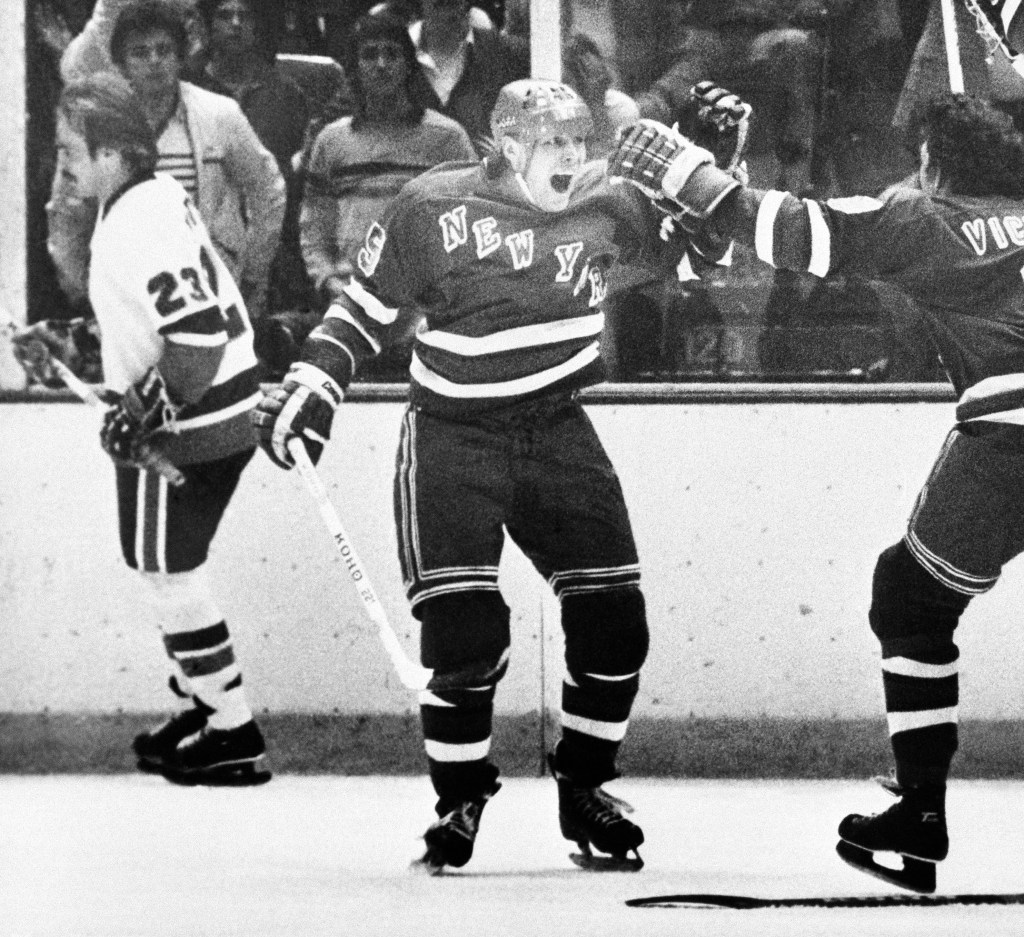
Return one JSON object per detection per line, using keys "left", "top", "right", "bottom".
{"left": 156, "top": 720, "right": 272, "bottom": 787}
{"left": 413, "top": 783, "right": 502, "bottom": 875}
{"left": 132, "top": 679, "right": 214, "bottom": 774}
{"left": 548, "top": 754, "right": 644, "bottom": 871}
{"left": 133, "top": 704, "right": 212, "bottom": 774}
{"left": 837, "top": 776, "right": 947, "bottom": 893}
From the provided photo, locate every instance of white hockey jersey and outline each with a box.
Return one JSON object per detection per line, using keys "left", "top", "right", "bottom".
{"left": 88, "top": 172, "right": 260, "bottom": 464}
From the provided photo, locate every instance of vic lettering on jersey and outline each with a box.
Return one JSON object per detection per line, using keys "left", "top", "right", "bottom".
{"left": 961, "top": 214, "right": 1024, "bottom": 255}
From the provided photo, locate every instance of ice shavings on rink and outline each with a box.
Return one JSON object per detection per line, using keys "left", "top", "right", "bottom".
{"left": 3, "top": 776, "right": 1023, "bottom": 937}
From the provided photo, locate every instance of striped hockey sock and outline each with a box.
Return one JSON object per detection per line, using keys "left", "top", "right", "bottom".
{"left": 882, "top": 647, "right": 959, "bottom": 785}
{"left": 162, "top": 622, "right": 254, "bottom": 730}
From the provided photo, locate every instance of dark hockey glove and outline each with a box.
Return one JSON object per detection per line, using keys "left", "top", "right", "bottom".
{"left": 100, "top": 367, "right": 180, "bottom": 465}
{"left": 689, "top": 81, "right": 751, "bottom": 172}
{"left": 609, "top": 118, "right": 741, "bottom": 221}
{"left": 251, "top": 362, "right": 342, "bottom": 470}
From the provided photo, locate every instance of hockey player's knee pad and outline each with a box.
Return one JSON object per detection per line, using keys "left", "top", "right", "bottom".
{"left": 562, "top": 587, "right": 649, "bottom": 680}
{"left": 869, "top": 541, "right": 970, "bottom": 650}
{"left": 419, "top": 592, "right": 511, "bottom": 699}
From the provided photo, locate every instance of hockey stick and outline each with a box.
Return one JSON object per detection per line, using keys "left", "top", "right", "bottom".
{"left": 286, "top": 437, "right": 432, "bottom": 692}
{"left": 964, "top": 0, "right": 1024, "bottom": 76}
{"left": 50, "top": 357, "right": 186, "bottom": 488}
{"left": 626, "top": 891, "right": 1024, "bottom": 909}
{"left": 942, "top": 0, "right": 967, "bottom": 92}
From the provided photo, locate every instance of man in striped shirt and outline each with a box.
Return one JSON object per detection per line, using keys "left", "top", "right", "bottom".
{"left": 253, "top": 79, "right": 741, "bottom": 872}
{"left": 609, "top": 92, "right": 1024, "bottom": 892}
{"left": 53, "top": 72, "right": 270, "bottom": 787}
{"left": 48, "top": 0, "right": 285, "bottom": 323}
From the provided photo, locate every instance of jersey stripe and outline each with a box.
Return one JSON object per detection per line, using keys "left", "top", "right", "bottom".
{"left": 340, "top": 278, "right": 398, "bottom": 325}
{"left": 177, "top": 366, "right": 260, "bottom": 423}
{"left": 332, "top": 304, "right": 382, "bottom": 354}
{"left": 805, "top": 199, "right": 831, "bottom": 276}
{"left": 417, "top": 313, "right": 604, "bottom": 355}
{"left": 755, "top": 190, "right": 788, "bottom": 266}
{"left": 409, "top": 344, "right": 601, "bottom": 399}
{"left": 160, "top": 306, "right": 229, "bottom": 338}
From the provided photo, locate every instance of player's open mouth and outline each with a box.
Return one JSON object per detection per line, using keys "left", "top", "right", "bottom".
{"left": 550, "top": 173, "right": 574, "bottom": 194}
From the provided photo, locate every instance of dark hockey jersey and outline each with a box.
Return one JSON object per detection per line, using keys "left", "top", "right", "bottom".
{"left": 721, "top": 184, "right": 1024, "bottom": 423}
{"left": 301, "top": 159, "right": 718, "bottom": 415}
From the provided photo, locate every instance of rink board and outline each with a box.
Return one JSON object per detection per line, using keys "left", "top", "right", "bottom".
{"left": 4, "top": 391, "right": 1024, "bottom": 773}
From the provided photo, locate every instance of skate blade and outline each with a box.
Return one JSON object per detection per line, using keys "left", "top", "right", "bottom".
{"left": 569, "top": 849, "right": 644, "bottom": 872}
{"left": 159, "top": 757, "right": 272, "bottom": 788}
{"left": 135, "top": 757, "right": 166, "bottom": 775}
{"left": 410, "top": 853, "right": 448, "bottom": 876}
{"left": 836, "top": 840, "right": 936, "bottom": 893}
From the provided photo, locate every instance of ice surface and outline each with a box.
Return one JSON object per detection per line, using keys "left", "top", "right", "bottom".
{"left": 3, "top": 776, "right": 1023, "bottom": 937}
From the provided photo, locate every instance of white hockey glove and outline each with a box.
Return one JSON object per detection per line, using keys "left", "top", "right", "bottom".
{"left": 251, "top": 362, "right": 343, "bottom": 470}
{"left": 608, "top": 119, "right": 742, "bottom": 222}
{"left": 100, "top": 367, "right": 180, "bottom": 465}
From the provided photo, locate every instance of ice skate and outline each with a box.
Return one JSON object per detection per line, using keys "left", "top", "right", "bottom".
{"left": 549, "top": 754, "right": 644, "bottom": 871}
{"left": 132, "top": 703, "right": 211, "bottom": 774}
{"left": 412, "top": 784, "right": 501, "bottom": 875}
{"left": 155, "top": 720, "right": 272, "bottom": 787}
{"left": 837, "top": 776, "right": 947, "bottom": 893}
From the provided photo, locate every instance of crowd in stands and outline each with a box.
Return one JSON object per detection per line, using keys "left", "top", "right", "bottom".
{"left": 24, "top": 0, "right": 1012, "bottom": 382}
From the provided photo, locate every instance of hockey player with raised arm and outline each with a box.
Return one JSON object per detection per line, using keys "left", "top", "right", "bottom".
{"left": 608, "top": 92, "right": 1024, "bottom": 893}
{"left": 252, "top": 78, "right": 748, "bottom": 872}
{"left": 41, "top": 72, "right": 270, "bottom": 786}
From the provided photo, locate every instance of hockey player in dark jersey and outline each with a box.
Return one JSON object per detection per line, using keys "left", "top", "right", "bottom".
{"left": 609, "top": 92, "right": 1024, "bottom": 892}
{"left": 253, "top": 78, "right": 747, "bottom": 872}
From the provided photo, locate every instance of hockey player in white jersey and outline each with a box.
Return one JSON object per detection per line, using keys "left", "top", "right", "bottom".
{"left": 42, "top": 72, "right": 270, "bottom": 785}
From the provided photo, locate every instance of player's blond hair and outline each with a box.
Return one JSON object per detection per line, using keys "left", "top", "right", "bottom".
{"left": 57, "top": 73, "right": 158, "bottom": 178}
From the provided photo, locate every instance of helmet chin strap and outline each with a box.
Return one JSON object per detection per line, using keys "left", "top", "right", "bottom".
{"left": 514, "top": 171, "right": 539, "bottom": 207}
{"left": 511, "top": 138, "right": 540, "bottom": 207}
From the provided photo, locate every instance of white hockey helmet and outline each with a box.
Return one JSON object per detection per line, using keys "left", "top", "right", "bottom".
{"left": 490, "top": 79, "right": 594, "bottom": 147}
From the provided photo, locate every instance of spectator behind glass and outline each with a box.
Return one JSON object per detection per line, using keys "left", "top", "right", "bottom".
{"left": 561, "top": 32, "right": 647, "bottom": 380}
{"left": 561, "top": 32, "right": 639, "bottom": 159}
{"left": 406, "top": 0, "right": 529, "bottom": 154}
{"left": 61, "top": 0, "right": 208, "bottom": 83}
{"left": 46, "top": 0, "right": 285, "bottom": 322}
{"left": 286, "top": 11, "right": 476, "bottom": 380}
{"left": 195, "top": 0, "right": 312, "bottom": 313}
{"left": 634, "top": 0, "right": 854, "bottom": 193}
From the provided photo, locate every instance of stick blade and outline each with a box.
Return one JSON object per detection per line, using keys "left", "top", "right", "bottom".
{"left": 626, "top": 893, "right": 764, "bottom": 909}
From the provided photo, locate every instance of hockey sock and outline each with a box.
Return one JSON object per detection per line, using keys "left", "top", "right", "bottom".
{"left": 558, "top": 669, "right": 640, "bottom": 785}
{"left": 881, "top": 636, "right": 959, "bottom": 786}
{"left": 141, "top": 570, "right": 254, "bottom": 731}
{"left": 420, "top": 684, "right": 497, "bottom": 803}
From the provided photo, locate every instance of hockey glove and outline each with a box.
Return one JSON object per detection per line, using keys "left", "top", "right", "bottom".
{"left": 251, "top": 362, "right": 342, "bottom": 470}
{"left": 100, "top": 367, "right": 180, "bottom": 465}
{"left": 609, "top": 118, "right": 742, "bottom": 222}
{"left": 690, "top": 81, "right": 751, "bottom": 172}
